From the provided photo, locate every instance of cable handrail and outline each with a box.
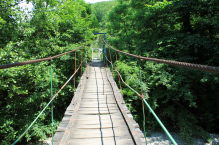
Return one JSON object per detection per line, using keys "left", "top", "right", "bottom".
{"left": 0, "top": 42, "right": 86, "bottom": 70}
{"left": 116, "top": 70, "right": 177, "bottom": 144}
{"left": 12, "top": 58, "right": 87, "bottom": 145}
{"left": 103, "top": 40, "right": 219, "bottom": 74}
{"left": 104, "top": 52, "right": 177, "bottom": 144}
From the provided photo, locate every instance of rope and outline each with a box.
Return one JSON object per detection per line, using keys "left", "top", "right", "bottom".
{"left": 103, "top": 40, "right": 219, "bottom": 74}
{"left": 116, "top": 70, "right": 177, "bottom": 145}
{"left": 0, "top": 42, "right": 87, "bottom": 70}
{"left": 12, "top": 58, "right": 87, "bottom": 145}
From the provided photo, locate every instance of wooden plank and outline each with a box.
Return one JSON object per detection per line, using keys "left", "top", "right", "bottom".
{"left": 81, "top": 96, "right": 115, "bottom": 99}
{"left": 74, "top": 119, "right": 125, "bottom": 125}
{"left": 83, "top": 92, "right": 114, "bottom": 95}
{"left": 83, "top": 89, "right": 113, "bottom": 92}
{"left": 66, "top": 138, "right": 134, "bottom": 145}
{"left": 70, "top": 131, "right": 130, "bottom": 138}
{"left": 66, "top": 104, "right": 74, "bottom": 111}
{"left": 53, "top": 132, "right": 64, "bottom": 141}
{"left": 85, "top": 83, "right": 111, "bottom": 88}
{"left": 64, "top": 110, "right": 74, "bottom": 116}
{"left": 74, "top": 123, "right": 124, "bottom": 129}
{"left": 80, "top": 101, "right": 116, "bottom": 104}
{"left": 78, "top": 107, "right": 118, "bottom": 111}
{"left": 84, "top": 87, "right": 112, "bottom": 90}
{"left": 79, "top": 104, "right": 117, "bottom": 108}
{"left": 82, "top": 94, "right": 115, "bottom": 97}
{"left": 81, "top": 98, "right": 115, "bottom": 101}
{"left": 105, "top": 68, "right": 144, "bottom": 145}
{"left": 78, "top": 110, "right": 118, "bottom": 114}
{"left": 53, "top": 61, "right": 144, "bottom": 145}
{"left": 76, "top": 114, "right": 123, "bottom": 120}
{"left": 62, "top": 116, "right": 71, "bottom": 121}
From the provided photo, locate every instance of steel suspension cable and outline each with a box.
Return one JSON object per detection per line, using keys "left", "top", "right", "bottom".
{"left": 115, "top": 51, "right": 123, "bottom": 103}
{"left": 12, "top": 58, "right": 87, "bottom": 145}
{"left": 115, "top": 51, "right": 122, "bottom": 91}
{"left": 142, "top": 100, "right": 147, "bottom": 145}
{"left": 0, "top": 42, "right": 86, "bottom": 70}
{"left": 81, "top": 47, "right": 83, "bottom": 77}
{"left": 105, "top": 46, "right": 108, "bottom": 68}
{"left": 103, "top": 40, "right": 219, "bottom": 74}
{"left": 108, "top": 45, "right": 115, "bottom": 79}
{"left": 105, "top": 54, "right": 113, "bottom": 68}
{"left": 50, "top": 61, "right": 54, "bottom": 145}
{"left": 74, "top": 52, "right": 76, "bottom": 96}
{"left": 137, "top": 58, "right": 147, "bottom": 145}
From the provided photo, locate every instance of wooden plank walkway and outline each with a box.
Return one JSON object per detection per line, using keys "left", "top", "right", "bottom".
{"left": 52, "top": 60, "right": 146, "bottom": 145}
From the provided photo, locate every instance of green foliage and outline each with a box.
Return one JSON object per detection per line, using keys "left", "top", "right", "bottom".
{"left": 106, "top": 0, "right": 219, "bottom": 143}
{"left": 0, "top": 0, "right": 94, "bottom": 144}
{"left": 91, "top": 1, "right": 116, "bottom": 29}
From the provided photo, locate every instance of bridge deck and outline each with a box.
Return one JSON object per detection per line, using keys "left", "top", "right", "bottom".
{"left": 53, "top": 60, "right": 145, "bottom": 145}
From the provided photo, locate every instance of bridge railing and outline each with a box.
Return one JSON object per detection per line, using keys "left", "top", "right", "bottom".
{"left": 103, "top": 40, "right": 219, "bottom": 145}
{"left": 0, "top": 42, "right": 87, "bottom": 145}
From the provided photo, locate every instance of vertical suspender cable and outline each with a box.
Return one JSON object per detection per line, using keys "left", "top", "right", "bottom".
{"left": 138, "top": 58, "right": 147, "bottom": 145}
{"left": 108, "top": 45, "right": 114, "bottom": 79}
{"left": 142, "top": 100, "right": 147, "bottom": 145}
{"left": 115, "top": 51, "right": 124, "bottom": 103}
{"left": 50, "top": 60, "right": 54, "bottom": 145}
{"left": 81, "top": 47, "right": 83, "bottom": 77}
{"left": 74, "top": 52, "right": 76, "bottom": 96}
{"left": 105, "top": 46, "right": 108, "bottom": 68}
{"left": 115, "top": 51, "right": 122, "bottom": 91}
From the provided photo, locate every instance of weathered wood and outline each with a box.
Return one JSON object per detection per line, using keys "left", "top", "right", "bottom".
{"left": 76, "top": 115, "right": 123, "bottom": 121}
{"left": 74, "top": 119, "right": 125, "bottom": 125}
{"left": 67, "top": 138, "right": 134, "bottom": 145}
{"left": 52, "top": 61, "right": 145, "bottom": 145}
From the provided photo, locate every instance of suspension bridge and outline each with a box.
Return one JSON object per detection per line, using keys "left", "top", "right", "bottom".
{"left": 1, "top": 41, "right": 219, "bottom": 145}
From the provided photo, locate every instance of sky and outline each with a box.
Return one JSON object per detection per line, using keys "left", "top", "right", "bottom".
{"left": 85, "top": 0, "right": 111, "bottom": 3}
{"left": 19, "top": 0, "right": 111, "bottom": 11}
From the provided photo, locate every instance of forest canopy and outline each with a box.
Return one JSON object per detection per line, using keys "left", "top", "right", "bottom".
{"left": 0, "top": 0, "right": 94, "bottom": 144}
{"left": 0, "top": 0, "right": 219, "bottom": 144}
{"left": 103, "top": 0, "right": 219, "bottom": 143}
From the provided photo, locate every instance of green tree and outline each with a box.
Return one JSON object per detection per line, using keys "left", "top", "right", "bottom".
{"left": 0, "top": 0, "right": 94, "bottom": 144}
{"left": 106, "top": 0, "right": 219, "bottom": 143}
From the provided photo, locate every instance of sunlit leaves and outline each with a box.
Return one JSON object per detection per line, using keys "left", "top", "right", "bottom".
{"left": 0, "top": 0, "right": 93, "bottom": 143}
{"left": 106, "top": 0, "right": 218, "bottom": 143}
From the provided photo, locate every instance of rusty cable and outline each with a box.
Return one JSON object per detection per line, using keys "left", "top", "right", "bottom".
{"left": 103, "top": 40, "right": 219, "bottom": 74}
{"left": 12, "top": 58, "right": 87, "bottom": 145}
{"left": 0, "top": 42, "right": 87, "bottom": 70}
{"left": 105, "top": 46, "right": 108, "bottom": 68}
{"left": 116, "top": 70, "right": 144, "bottom": 100}
{"left": 115, "top": 51, "right": 124, "bottom": 103}
{"left": 81, "top": 47, "right": 83, "bottom": 77}
{"left": 115, "top": 51, "right": 122, "bottom": 92}
{"left": 108, "top": 44, "right": 115, "bottom": 79}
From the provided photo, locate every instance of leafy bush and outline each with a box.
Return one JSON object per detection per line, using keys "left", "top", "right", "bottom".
{"left": 106, "top": 0, "right": 219, "bottom": 143}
